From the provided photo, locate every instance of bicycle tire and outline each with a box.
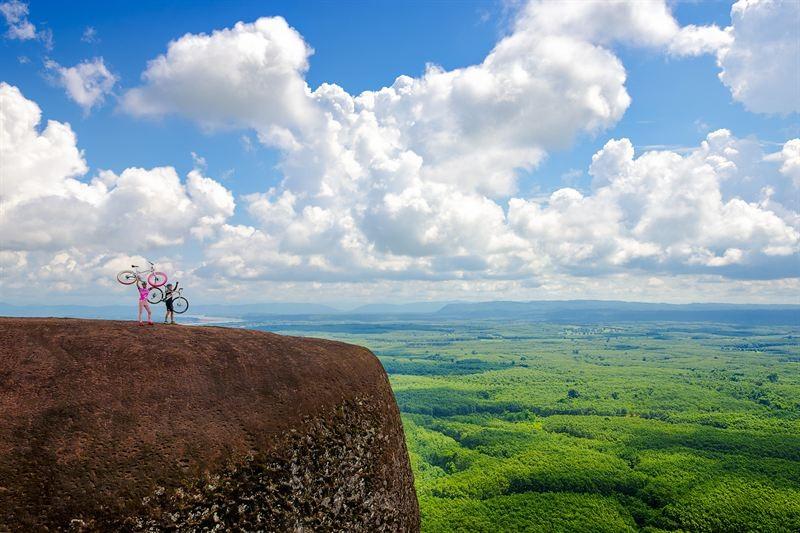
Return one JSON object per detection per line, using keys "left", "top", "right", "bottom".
{"left": 117, "top": 270, "right": 137, "bottom": 285}
{"left": 172, "top": 297, "right": 189, "bottom": 314}
{"left": 147, "top": 287, "right": 164, "bottom": 304}
{"left": 148, "top": 272, "right": 168, "bottom": 287}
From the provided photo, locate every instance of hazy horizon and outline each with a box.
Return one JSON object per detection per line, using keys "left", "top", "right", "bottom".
{"left": 4, "top": 297, "right": 800, "bottom": 309}
{"left": 0, "top": 300, "right": 800, "bottom": 316}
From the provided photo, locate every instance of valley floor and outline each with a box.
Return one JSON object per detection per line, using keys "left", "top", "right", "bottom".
{"left": 251, "top": 319, "right": 800, "bottom": 532}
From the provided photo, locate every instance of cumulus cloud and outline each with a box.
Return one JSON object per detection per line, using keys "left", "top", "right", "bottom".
{"left": 516, "top": 0, "right": 799, "bottom": 114}
{"left": 114, "top": 0, "right": 799, "bottom": 289}
{"left": 198, "top": 130, "right": 799, "bottom": 285}
{"left": 766, "top": 138, "right": 800, "bottom": 187}
{"left": 517, "top": 0, "right": 732, "bottom": 57}
{"left": 715, "top": 0, "right": 799, "bottom": 114}
{"left": 121, "top": 17, "right": 317, "bottom": 132}
{"left": 122, "top": 3, "right": 643, "bottom": 196}
{"left": 669, "top": 24, "right": 733, "bottom": 56}
{"left": 0, "top": 83, "right": 234, "bottom": 282}
{"left": 510, "top": 131, "right": 799, "bottom": 276}
{"left": 4, "top": 1, "right": 799, "bottom": 302}
{"left": 46, "top": 57, "right": 118, "bottom": 113}
{"left": 0, "top": 83, "right": 87, "bottom": 207}
{"left": 119, "top": 0, "right": 791, "bottom": 204}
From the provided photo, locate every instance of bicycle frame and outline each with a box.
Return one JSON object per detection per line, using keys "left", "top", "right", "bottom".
{"left": 117, "top": 261, "right": 168, "bottom": 289}
{"left": 130, "top": 262, "right": 158, "bottom": 282}
{"left": 163, "top": 287, "right": 183, "bottom": 300}
{"left": 149, "top": 286, "right": 183, "bottom": 304}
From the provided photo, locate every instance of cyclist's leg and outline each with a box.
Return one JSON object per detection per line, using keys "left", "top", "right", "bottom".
{"left": 138, "top": 300, "right": 143, "bottom": 323}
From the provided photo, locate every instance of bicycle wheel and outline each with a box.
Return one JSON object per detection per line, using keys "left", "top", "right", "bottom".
{"left": 116, "top": 270, "right": 137, "bottom": 285}
{"left": 147, "top": 287, "right": 164, "bottom": 304}
{"left": 172, "top": 297, "right": 189, "bottom": 314}
{"left": 148, "top": 272, "right": 168, "bottom": 287}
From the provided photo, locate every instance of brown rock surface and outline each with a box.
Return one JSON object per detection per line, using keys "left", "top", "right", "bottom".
{"left": 0, "top": 317, "right": 419, "bottom": 531}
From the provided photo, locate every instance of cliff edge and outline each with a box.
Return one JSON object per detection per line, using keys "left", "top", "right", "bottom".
{"left": 0, "top": 317, "right": 419, "bottom": 531}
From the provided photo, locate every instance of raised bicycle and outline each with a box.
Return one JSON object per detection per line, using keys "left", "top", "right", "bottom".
{"left": 116, "top": 261, "right": 167, "bottom": 288}
{"left": 147, "top": 287, "right": 189, "bottom": 314}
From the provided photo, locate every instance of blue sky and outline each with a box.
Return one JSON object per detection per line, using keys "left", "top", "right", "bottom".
{"left": 1, "top": 0, "right": 798, "bottom": 305}
{"left": 5, "top": 1, "right": 793, "bottom": 195}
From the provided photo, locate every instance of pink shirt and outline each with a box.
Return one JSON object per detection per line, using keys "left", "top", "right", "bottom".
{"left": 138, "top": 286, "right": 149, "bottom": 301}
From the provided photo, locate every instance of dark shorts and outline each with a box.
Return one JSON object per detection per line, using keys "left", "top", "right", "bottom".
{"left": 165, "top": 298, "right": 174, "bottom": 311}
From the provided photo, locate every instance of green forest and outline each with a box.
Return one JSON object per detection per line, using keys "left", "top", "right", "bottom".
{"left": 261, "top": 320, "right": 800, "bottom": 532}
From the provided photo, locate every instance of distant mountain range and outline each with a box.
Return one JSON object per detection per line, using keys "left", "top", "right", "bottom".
{"left": 434, "top": 300, "right": 800, "bottom": 325}
{"left": 1, "top": 300, "right": 797, "bottom": 325}
{"left": 349, "top": 302, "right": 452, "bottom": 314}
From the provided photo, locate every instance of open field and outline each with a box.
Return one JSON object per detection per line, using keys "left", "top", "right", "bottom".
{"left": 249, "top": 318, "right": 800, "bottom": 532}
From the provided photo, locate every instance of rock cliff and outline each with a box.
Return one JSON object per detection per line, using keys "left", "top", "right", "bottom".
{"left": 0, "top": 317, "right": 418, "bottom": 531}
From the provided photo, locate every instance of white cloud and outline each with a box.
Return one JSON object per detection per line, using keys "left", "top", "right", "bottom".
{"left": 197, "top": 130, "right": 799, "bottom": 286}
{"left": 38, "top": 26, "right": 52, "bottom": 50}
{"left": 185, "top": 169, "right": 236, "bottom": 239}
{"left": 510, "top": 131, "right": 799, "bottom": 275}
{"left": 715, "top": 0, "right": 800, "bottom": 114}
{"left": 766, "top": 138, "right": 800, "bottom": 187}
{"left": 4, "top": 1, "right": 799, "bottom": 302}
{"left": 669, "top": 24, "right": 732, "bottom": 56}
{"left": 514, "top": 0, "right": 680, "bottom": 47}
{"left": 121, "top": 17, "right": 317, "bottom": 132}
{"left": 0, "top": 0, "right": 35, "bottom": 40}
{"left": 121, "top": 5, "right": 638, "bottom": 196}
{"left": 0, "top": 1, "right": 52, "bottom": 49}
{"left": 81, "top": 26, "right": 98, "bottom": 43}
{"left": 0, "top": 82, "right": 234, "bottom": 261}
{"left": 240, "top": 134, "right": 255, "bottom": 152}
{"left": 0, "top": 83, "right": 87, "bottom": 207}
{"left": 519, "top": 0, "right": 799, "bottom": 114}
{"left": 190, "top": 151, "right": 207, "bottom": 169}
{"left": 119, "top": 0, "right": 794, "bottom": 216}
{"left": 115, "top": 1, "right": 799, "bottom": 291}
{"left": 0, "top": 248, "right": 188, "bottom": 298}
{"left": 46, "top": 57, "right": 118, "bottom": 113}
{"left": 519, "top": 0, "right": 732, "bottom": 57}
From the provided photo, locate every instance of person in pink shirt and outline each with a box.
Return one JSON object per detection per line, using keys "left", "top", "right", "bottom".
{"left": 137, "top": 280, "right": 153, "bottom": 326}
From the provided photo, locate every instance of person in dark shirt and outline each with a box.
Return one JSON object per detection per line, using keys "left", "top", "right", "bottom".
{"left": 163, "top": 281, "right": 179, "bottom": 324}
